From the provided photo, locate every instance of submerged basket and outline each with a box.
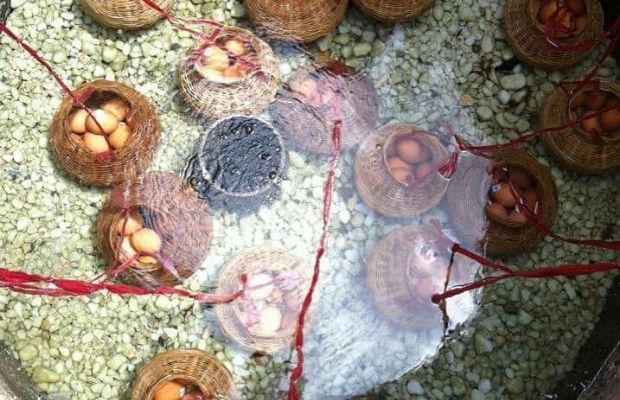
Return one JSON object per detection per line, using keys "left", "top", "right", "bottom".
{"left": 540, "top": 80, "right": 620, "bottom": 174}
{"left": 271, "top": 60, "right": 379, "bottom": 155}
{"left": 178, "top": 26, "right": 280, "bottom": 120}
{"left": 504, "top": 0, "right": 604, "bottom": 70}
{"left": 215, "top": 247, "right": 310, "bottom": 354}
{"left": 51, "top": 80, "right": 160, "bottom": 187}
{"left": 354, "top": 124, "right": 449, "bottom": 218}
{"left": 245, "top": 0, "right": 349, "bottom": 43}
{"left": 79, "top": 0, "right": 176, "bottom": 30}
{"left": 97, "top": 172, "right": 213, "bottom": 287}
{"left": 446, "top": 150, "right": 558, "bottom": 256}
{"left": 131, "top": 349, "right": 235, "bottom": 400}
{"left": 352, "top": 0, "right": 436, "bottom": 23}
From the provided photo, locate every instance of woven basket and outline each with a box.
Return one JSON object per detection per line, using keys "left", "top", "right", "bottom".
{"left": 540, "top": 80, "right": 620, "bottom": 174}
{"left": 215, "top": 246, "right": 310, "bottom": 354}
{"left": 271, "top": 59, "right": 379, "bottom": 155}
{"left": 446, "top": 150, "right": 558, "bottom": 256}
{"left": 96, "top": 172, "right": 213, "bottom": 288}
{"left": 352, "top": 0, "right": 436, "bottom": 23}
{"left": 50, "top": 80, "right": 160, "bottom": 187}
{"left": 354, "top": 124, "right": 449, "bottom": 218}
{"left": 131, "top": 349, "right": 235, "bottom": 400}
{"left": 245, "top": 0, "right": 349, "bottom": 43}
{"left": 79, "top": 0, "right": 176, "bottom": 30}
{"left": 504, "top": 0, "right": 604, "bottom": 70}
{"left": 178, "top": 26, "right": 280, "bottom": 120}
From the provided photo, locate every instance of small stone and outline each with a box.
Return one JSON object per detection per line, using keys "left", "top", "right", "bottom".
{"left": 498, "top": 90, "right": 511, "bottom": 104}
{"left": 407, "top": 380, "right": 424, "bottom": 395}
{"left": 155, "top": 296, "right": 173, "bottom": 311}
{"left": 518, "top": 310, "right": 534, "bottom": 325}
{"left": 471, "top": 389, "right": 486, "bottom": 400}
{"left": 106, "top": 354, "right": 127, "bottom": 371}
{"left": 230, "top": 4, "right": 246, "bottom": 18}
{"left": 500, "top": 74, "right": 527, "bottom": 90}
{"left": 352, "top": 43, "right": 372, "bottom": 57}
{"left": 334, "top": 34, "right": 351, "bottom": 45}
{"left": 474, "top": 332, "right": 494, "bottom": 353}
{"left": 102, "top": 46, "right": 119, "bottom": 64}
{"left": 460, "top": 94, "right": 474, "bottom": 107}
{"left": 478, "top": 379, "right": 492, "bottom": 393}
{"left": 476, "top": 106, "right": 493, "bottom": 121}
{"left": 10, "top": 0, "right": 27, "bottom": 7}
{"left": 19, "top": 344, "right": 38, "bottom": 361}
{"left": 338, "top": 209, "right": 351, "bottom": 224}
{"left": 459, "top": 4, "right": 475, "bottom": 20}
{"left": 33, "top": 367, "right": 61, "bottom": 383}
{"left": 481, "top": 37, "right": 493, "bottom": 53}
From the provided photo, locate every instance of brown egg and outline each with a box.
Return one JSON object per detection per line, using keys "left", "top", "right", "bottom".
{"left": 197, "top": 67, "right": 226, "bottom": 83}
{"left": 116, "top": 214, "right": 142, "bottom": 236}
{"left": 415, "top": 162, "right": 434, "bottom": 180}
{"left": 600, "top": 106, "right": 620, "bottom": 132}
{"left": 396, "top": 139, "right": 425, "bottom": 164}
{"left": 553, "top": 9, "right": 573, "bottom": 37}
{"left": 69, "top": 109, "right": 88, "bottom": 133}
{"left": 247, "top": 273, "right": 274, "bottom": 300}
{"left": 131, "top": 228, "right": 162, "bottom": 255}
{"left": 224, "top": 39, "right": 245, "bottom": 56}
{"left": 522, "top": 189, "right": 539, "bottom": 211}
{"left": 258, "top": 307, "right": 282, "bottom": 334}
{"left": 290, "top": 78, "right": 317, "bottom": 99}
{"left": 83, "top": 132, "right": 111, "bottom": 154}
{"left": 222, "top": 65, "right": 244, "bottom": 83}
{"left": 581, "top": 111, "right": 603, "bottom": 136}
{"left": 201, "top": 45, "right": 230, "bottom": 70}
{"left": 585, "top": 88, "right": 608, "bottom": 110}
{"left": 85, "top": 109, "right": 119, "bottom": 135}
{"left": 390, "top": 168, "right": 414, "bottom": 185}
{"left": 509, "top": 167, "right": 534, "bottom": 189}
{"left": 574, "top": 15, "right": 588, "bottom": 33}
{"left": 538, "top": 0, "right": 560, "bottom": 24}
{"left": 108, "top": 123, "right": 131, "bottom": 149}
{"left": 508, "top": 209, "right": 527, "bottom": 224}
{"left": 102, "top": 98, "right": 130, "bottom": 121}
{"left": 138, "top": 255, "right": 159, "bottom": 264}
{"left": 387, "top": 156, "right": 412, "bottom": 171}
{"left": 486, "top": 202, "right": 509, "bottom": 221}
{"left": 154, "top": 381, "right": 184, "bottom": 400}
{"left": 490, "top": 183, "right": 519, "bottom": 208}
{"left": 120, "top": 237, "right": 138, "bottom": 259}
{"left": 566, "top": 0, "right": 585, "bottom": 15}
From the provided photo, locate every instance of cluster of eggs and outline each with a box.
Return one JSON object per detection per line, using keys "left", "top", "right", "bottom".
{"left": 68, "top": 97, "right": 132, "bottom": 155}
{"left": 154, "top": 380, "right": 205, "bottom": 400}
{"left": 385, "top": 135, "right": 435, "bottom": 185}
{"left": 485, "top": 167, "right": 538, "bottom": 225}
{"left": 534, "top": 0, "right": 588, "bottom": 38}
{"left": 116, "top": 214, "right": 162, "bottom": 265}
{"left": 289, "top": 72, "right": 336, "bottom": 108}
{"left": 195, "top": 39, "right": 248, "bottom": 84}
{"left": 571, "top": 88, "right": 620, "bottom": 139}
{"left": 242, "top": 271, "right": 303, "bottom": 336}
{"left": 406, "top": 245, "right": 446, "bottom": 300}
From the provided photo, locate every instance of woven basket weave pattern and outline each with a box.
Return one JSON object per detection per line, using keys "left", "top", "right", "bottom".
{"left": 352, "top": 0, "right": 436, "bottom": 23}
{"left": 79, "top": 0, "right": 176, "bottom": 30}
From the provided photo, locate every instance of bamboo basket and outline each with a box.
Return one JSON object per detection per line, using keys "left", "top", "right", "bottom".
{"left": 178, "top": 26, "right": 280, "bottom": 120}
{"left": 504, "top": 0, "right": 604, "bottom": 70}
{"left": 446, "top": 150, "right": 558, "bottom": 256}
{"left": 352, "top": 0, "right": 436, "bottom": 23}
{"left": 79, "top": 0, "right": 176, "bottom": 30}
{"left": 245, "top": 0, "right": 349, "bottom": 43}
{"left": 131, "top": 349, "right": 235, "bottom": 400}
{"left": 50, "top": 80, "right": 160, "bottom": 187}
{"left": 97, "top": 172, "right": 213, "bottom": 288}
{"left": 271, "top": 59, "right": 379, "bottom": 155}
{"left": 354, "top": 124, "right": 449, "bottom": 218}
{"left": 215, "top": 247, "right": 310, "bottom": 354}
{"left": 540, "top": 80, "right": 620, "bottom": 174}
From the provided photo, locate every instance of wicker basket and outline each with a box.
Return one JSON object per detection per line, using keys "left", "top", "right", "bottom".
{"left": 504, "top": 0, "right": 604, "bottom": 70}
{"left": 50, "top": 80, "right": 160, "bottom": 187}
{"left": 245, "top": 0, "right": 349, "bottom": 43}
{"left": 352, "top": 0, "right": 436, "bottom": 23}
{"left": 446, "top": 150, "right": 558, "bottom": 256}
{"left": 131, "top": 349, "right": 235, "bottom": 400}
{"left": 354, "top": 123, "right": 449, "bottom": 218}
{"left": 78, "top": 0, "right": 176, "bottom": 30}
{"left": 215, "top": 246, "right": 310, "bottom": 354}
{"left": 271, "top": 59, "right": 379, "bottom": 155}
{"left": 540, "top": 80, "right": 620, "bottom": 174}
{"left": 178, "top": 26, "right": 280, "bottom": 120}
{"left": 96, "top": 172, "right": 213, "bottom": 288}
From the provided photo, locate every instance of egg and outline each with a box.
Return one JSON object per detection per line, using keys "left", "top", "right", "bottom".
{"left": 486, "top": 202, "right": 509, "bottom": 221}
{"left": 581, "top": 111, "right": 603, "bottom": 135}
{"left": 574, "top": 15, "right": 588, "bottom": 33}
{"left": 566, "top": 0, "right": 585, "bottom": 15}
{"left": 69, "top": 109, "right": 89, "bottom": 133}
{"left": 523, "top": 189, "right": 539, "bottom": 211}
{"left": 552, "top": 9, "right": 573, "bottom": 38}
{"left": 247, "top": 273, "right": 274, "bottom": 300}
{"left": 130, "top": 228, "right": 162, "bottom": 255}
{"left": 390, "top": 168, "right": 414, "bottom": 185}
{"left": 120, "top": 237, "right": 138, "bottom": 258}
{"left": 387, "top": 156, "right": 412, "bottom": 171}
{"left": 197, "top": 67, "right": 226, "bottom": 83}
{"left": 138, "top": 255, "right": 159, "bottom": 264}
{"left": 490, "top": 183, "right": 519, "bottom": 208}
{"left": 102, "top": 98, "right": 130, "bottom": 121}
{"left": 83, "top": 132, "right": 111, "bottom": 154}
{"left": 537, "top": 0, "right": 560, "bottom": 24}
{"left": 570, "top": 91, "right": 585, "bottom": 109}
{"left": 108, "top": 123, "right": 131, "bottom": 149}
{"left": 258, "top": 306, "right": 282, "bottom": 334}
{"left": 290, "top": 78, "right": 317, "bottom": 99}
{"left": 222, "top": 65, "right": 244, "bottom": 83}
{"left": 224, "top": 39, "right": 245, "bottom": 56}
{"left": 600, "top": 106, "right": 620, "bottom": 132}
{"left": 85, "top": 109, "right": 119, "bottom": 135}
{"left": 585, "top": 88, "right": 608, "bottom": 110}
{"left": 508, "top": 209, "right": 527, "bottom": 224}
{"left": 116, "top": 214, "right": 142, "bottom": 236}
{"left": 508, "top": 167, "right": 534, "bottom": 189}
{"left": 396, "top": 139, "right": 425, "bottom": 164}
{"left": 154, "top": 381, "right": 184, "bottom": 400}
{"left": 414, "top": 162, "right": 434, "bottom": 180}
{"left": 201, "top": 45, "right": 230, "bottom": 70}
